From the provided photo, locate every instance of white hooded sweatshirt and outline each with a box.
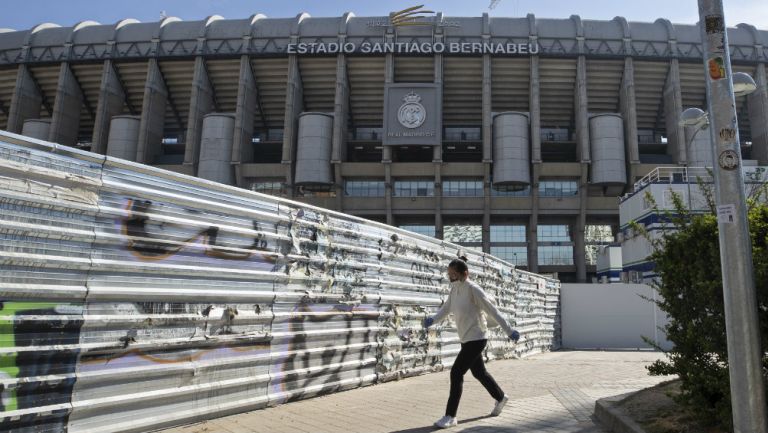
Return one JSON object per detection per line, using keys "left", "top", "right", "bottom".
{"left": 432, "top": 279, "right": 515, "bottom": 343}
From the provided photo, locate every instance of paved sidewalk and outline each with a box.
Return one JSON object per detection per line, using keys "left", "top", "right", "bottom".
{"left": 160, "top": 351, "right": 671, "bottom": 433}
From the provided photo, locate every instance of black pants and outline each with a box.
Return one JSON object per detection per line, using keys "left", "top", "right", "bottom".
{"left": 445, "top": 339, "right": 505, "bottom": 417}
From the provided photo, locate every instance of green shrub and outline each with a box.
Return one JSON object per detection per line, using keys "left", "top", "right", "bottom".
{"left": 641, "top": 190, "right": 768, "bottom": 430}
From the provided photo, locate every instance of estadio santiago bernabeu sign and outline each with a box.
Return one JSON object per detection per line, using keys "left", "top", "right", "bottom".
{"left": 286, "top": 41, "right": 539, "bottom": 55}
{"left": 383, "top": 84, "right": 441, "bottom": 146}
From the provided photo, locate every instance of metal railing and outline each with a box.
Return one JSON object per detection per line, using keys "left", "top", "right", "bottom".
{"left": 626, "top": 166, "right": 714, "bottom": 196}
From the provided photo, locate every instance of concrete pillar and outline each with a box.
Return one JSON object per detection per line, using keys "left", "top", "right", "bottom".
{"left": 282, "top": 54, "right": 304, "bottom": 198}
{"left": 433, "top": 48, "right": 443, "bottom": 163}
{"left": 574, "top": 55, "right": 589, "bottom": 282}
{"left": 22, "top": 119, "right": 51, "bottom": 140}
{"left": 383, "top": 43, "right": 394, "bottom": 226}
{"left": 185, "top": 56, "right": 215, "bottom": 170}
{"left": 530, "top": 56, "right": 542, "bottom": 163}
{"left": 482, "top": 55, "right": 492, "bottom": 163}
{"left": 748, "top": 63, "right": 768, "bottom": 164}
{"left": 529, "top": 165, "right": 540, "bottom": 273}
{"left": 434, "top": 50, "right": 444, "bottom": 238}
{"left": 136, "top": 59, "right": 168, "bottom": 164}
{"left": 529, "top": 55, "right": 542, "bottom": 272}
{"left": 295, "top": 113, "right": 333, "bottom": 186}
{"left": 7, "top": 64, "right": 42, "bottom": 134}
{"left": 436, "top": 165, "right": 444, "bottom": 240}
{"left": 49, "top": 63, "right": 84, "bottom": 146}
{"left": 574, "top": 162, "right": 590, "bottom": 282}
{"left": 198, "top": 113, "right": 235, "bottom": 184}
{"left": 620, "top": 57, "right": 641, "bottom": 188}
{"left": 481, "top": 15, "right": 492, "bottom": 251}
{"left": 233, "top": 55, "right": 257, "bottom": 186}
{"left": 92, "top": 60, "right": 126, "bottom": 154}
{"left": 573, "top": 215, "right": 587, "bottom": 282}
{"left": 663, "top": 59, "right": 686, "bottom": 164}
{"left": 106, "top": 115, "right": 141, "bottom": 161}
{"left": 332, "top": 53, "right": 349, "bottom": 211}
{"left": 334, "top": 168, "right": 344, "bottom": 213}
{"left": 575, "top": 56, "right": 590, "bottom": 162}
{"left": 482, "top": 53, "right": 492, "bottom": 252}
{"left": 482, "top": 164, "right": 491, "bottom": 253}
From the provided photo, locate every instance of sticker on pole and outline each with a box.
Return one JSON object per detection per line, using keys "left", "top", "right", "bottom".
{"left": 717, "top": 204, "right": 736, "bottom": 224}
{"left": 705, "top": 15, "right": 724, "bottom": 34}
{"left": 718, "top": 128, "right": 736, "bottom": 143}
{"left": 718, "top": 150, "right": 739, "bottom": 170}
{"left": 708, "top": 57, "right": 726, "bottom": 80}
{"left": 704, "top": 15, "right": 726, "bottom": 53}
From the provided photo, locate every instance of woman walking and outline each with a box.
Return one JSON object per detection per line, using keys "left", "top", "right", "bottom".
{"left": 424, "top": 257, "right": 520, "bottom": 429}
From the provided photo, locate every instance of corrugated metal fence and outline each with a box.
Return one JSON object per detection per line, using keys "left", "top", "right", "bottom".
{"left": 0, "top": 131, "right": 560, "bottom": 433}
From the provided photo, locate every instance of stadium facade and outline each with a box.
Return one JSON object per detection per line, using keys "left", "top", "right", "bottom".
{"left": 0, "top": 11, "right": 766, "bottom": 282}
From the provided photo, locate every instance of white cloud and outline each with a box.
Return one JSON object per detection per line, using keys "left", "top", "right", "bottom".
{"left": 725, "top": 0, "right": 768, "bottom": 30}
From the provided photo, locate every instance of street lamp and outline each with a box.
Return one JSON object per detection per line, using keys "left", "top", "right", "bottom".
{"left": 678, "top": 73, "right": 757, "bottom": 206}
{"left": 679, "top": 107, "right": 709, "bottom": 132}
{"left": 732, "top": 71, "right": 759, "bottom": 97}
{"left": 680, "top": 72, "right": 758, "bottom": 130}
{"left": 680, "top": 73, "right": 757, "bottom": 136}
{"left": 679, "top": 107, "right": 710, "bottom": 187}
{"left": 694, "top": 1, "right": 767, "bottom": 431}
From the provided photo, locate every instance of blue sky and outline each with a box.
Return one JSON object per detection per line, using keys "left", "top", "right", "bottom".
{"left": 0, "top": 0, "right": 766, "bottom": 30}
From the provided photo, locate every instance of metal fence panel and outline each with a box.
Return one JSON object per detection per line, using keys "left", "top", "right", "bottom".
{"left": 0, "top": 131, "right": 560, "bottom": 433}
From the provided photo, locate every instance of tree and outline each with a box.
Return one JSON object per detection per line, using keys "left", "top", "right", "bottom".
{"left": 639, "top": 183, "right": 768, "bottom": 430}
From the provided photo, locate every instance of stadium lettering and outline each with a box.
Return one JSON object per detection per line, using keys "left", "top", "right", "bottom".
{"left": 287, "top": 42, "right": 539, "bottom": 55}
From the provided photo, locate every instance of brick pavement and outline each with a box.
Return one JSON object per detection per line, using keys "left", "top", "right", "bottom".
{"left": 159, "top": 351, "right": 671, "bottom": 433}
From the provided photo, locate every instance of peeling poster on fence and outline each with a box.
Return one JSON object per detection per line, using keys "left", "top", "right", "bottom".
{"left": 717, "top": 204, "right": 736, "bottom": 224}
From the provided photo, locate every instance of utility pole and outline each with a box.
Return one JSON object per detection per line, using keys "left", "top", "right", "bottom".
{"left": 697, "top": 0, "right": 768, "bottom": 431}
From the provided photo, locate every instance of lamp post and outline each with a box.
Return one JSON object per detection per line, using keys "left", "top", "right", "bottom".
{"left": 693, "top": 1, "right": 767, "bottom": 431}
{"left": 678, "top": 74, "right": 754, "bottom": 209}
{"left": 678, "top": 107, "right": 710, "bottom": 211}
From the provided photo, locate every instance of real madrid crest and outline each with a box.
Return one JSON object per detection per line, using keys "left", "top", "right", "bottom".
{"left": 397, "top": 91, "right": 426, "bottom": 129}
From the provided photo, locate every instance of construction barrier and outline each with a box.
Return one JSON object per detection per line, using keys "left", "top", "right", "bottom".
{"left": 0, "top": 131, "right": 560, "bottom": 432}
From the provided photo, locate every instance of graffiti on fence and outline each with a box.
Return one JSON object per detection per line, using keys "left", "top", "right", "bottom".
{"left": 117, "top": 198, "right": 280, "bottom": 271}
{"left": 0, "top": 301, "right": 83, "bottom": 431}
{"left": 272, "top": 302, "right": 378, "bottom": 403}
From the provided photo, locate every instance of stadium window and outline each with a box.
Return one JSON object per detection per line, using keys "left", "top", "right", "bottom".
{"left": 399, "top": 225, "right": 436, "bottom": 238}
{"left": 394, "top": 179, "right": 434, "bottom": 197}
{"left": 538, "top": 179, "right": 579, "bottom": 197}
{"left": 490, "top": 225, "right": 526, "bottom": 243}
{"left": 538, "top": 246, "right": 574, "bottom": 266}
{"left": 296, "top": 186, "right": 335, "bottom": 198}
{"left": 344, "top": 180, "right": 385, "bottom": 197}
{"left": 537, "top": 225, "right": 571, "bottom": 242}
{"left": 247, "top": 179, "right": 284, "bottom": 196}
{"left": 490, "top": 246, "right": 528, "bottom": 266}
{"left": 443, "top": 178, "right": 483, "bottom": 197}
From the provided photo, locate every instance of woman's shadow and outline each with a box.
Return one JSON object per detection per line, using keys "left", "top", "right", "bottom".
{"left": 388, "top": 415, "right": 507, "bottom": 433}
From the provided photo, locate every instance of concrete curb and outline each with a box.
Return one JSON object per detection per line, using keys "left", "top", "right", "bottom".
{"left": 594, "top": 392, "right": 649, "bottom": 433}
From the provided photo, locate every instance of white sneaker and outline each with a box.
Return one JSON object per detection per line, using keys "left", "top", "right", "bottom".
{"left": 433, "top": 415, "right": 458, "bottom": 428}
{"left": 491, "top": 394, "right": 509, "bottom": 416}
